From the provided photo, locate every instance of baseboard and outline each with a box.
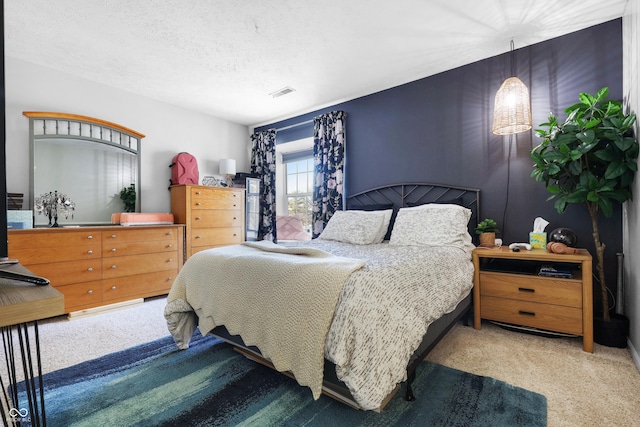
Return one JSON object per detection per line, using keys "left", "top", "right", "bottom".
{"left": 628, "top": 338, "right": 640, "bottom": 373}
{"left": 67, "top": 298, "right": 144, "bottom": 319}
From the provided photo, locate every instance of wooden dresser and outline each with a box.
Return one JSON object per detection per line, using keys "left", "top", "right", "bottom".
{"left": 7, "top": 225, "right": 184, "bottom": 313}
{"left": 472, "top": 246, "right": 593, "bottom": 352}
{"left": 170, "top": 185, "right": 245, "bottom": 259}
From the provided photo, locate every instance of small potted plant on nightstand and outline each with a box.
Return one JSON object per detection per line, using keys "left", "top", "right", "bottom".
{"left": 475, "top": 218, "right": 500, "bottom": 247}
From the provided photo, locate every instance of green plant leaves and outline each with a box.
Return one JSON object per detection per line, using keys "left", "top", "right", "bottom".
{"left": 530, "top": 87, "right": 638, "bottom": 217}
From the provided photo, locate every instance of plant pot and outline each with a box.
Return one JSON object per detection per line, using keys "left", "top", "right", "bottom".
{"left": 594, "top": 313, "right": 629, "bottom": 348}
{"left": 479, "top": 232, "right": 496, "bottom": 247}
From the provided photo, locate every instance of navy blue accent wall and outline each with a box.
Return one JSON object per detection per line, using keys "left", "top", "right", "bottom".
{"left": 257, "top": 20, "right": 623, "bottom": 310}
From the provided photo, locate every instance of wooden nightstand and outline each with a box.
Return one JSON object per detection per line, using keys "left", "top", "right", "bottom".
{"left": 472, "top": 246, "right": 593, "bottom": 352}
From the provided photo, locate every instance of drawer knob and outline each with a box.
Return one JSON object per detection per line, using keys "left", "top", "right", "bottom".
{"left": 196, "top": 202, "right": 201, "bottom": 206}
{"left": 87, "top": 250, "right": 93, "bottom": 255}
{"left": 233, "top": 233, "right": 237, "bottom": 236}
{"left": 87, "top": 235, "right": 93, "bottom": 240}
{"left": 111, "top": 265, "right": 117, "bottom": 269}
{"left": 519, "top": 310, "right": 536, "bottom": 317}
{"left": 196, "top": 191, "right": 201, "bottom": 195}
{"left": 111, "top": 248, "right": 117, "bottom": 253}
{"left": 167, "top": 231, "right": 173, "bottom": 236}
{"left": 87, "top": 267, "right": 93, "bottom": 272}
{"left": 87, "top": 290, "right": 93, "bottom": 295}
{"left": 518, "top": 287, "right": 535, "bottom": 293}
{"left": 111, "top": 286, "right": 117, "bottom": 290}
{"left": 111, "top": 234, "right": 117, "bottom": 239}
{"left": 195, "top": 235, "right": 201, "bottom": 239}
{"left": 196, "top": 216, "right": 201, "bottom": 220}
{"left": 168, "top": 276, "right": 173, "bottom": 281}
{"left": 233, "top": 204, "right": 237, "bottom": 207}
{"left": 167, "top": 244, "right": 173, "bottom": 248}
{"left": 233, "top": 216, "right": 237, "bottom": 220}
{"left": 168, "top": 258, "right": 173, "bottom": 263}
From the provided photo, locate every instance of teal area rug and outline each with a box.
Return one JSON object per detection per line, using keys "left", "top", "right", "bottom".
{"left": 22, "top": 333, "right": 546, "bottom": 426}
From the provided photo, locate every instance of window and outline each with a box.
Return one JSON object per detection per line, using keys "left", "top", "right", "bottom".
{"left": 285, "top": 157, "right": 313, "bottom": 231}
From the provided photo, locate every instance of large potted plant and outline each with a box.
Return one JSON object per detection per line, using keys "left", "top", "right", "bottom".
{"left": 530, "top": 87, "right": 638, "bottom": 346}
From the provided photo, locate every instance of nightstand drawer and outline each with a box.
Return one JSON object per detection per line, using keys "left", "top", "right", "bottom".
{"left": 480, "top": 272, "right": 582, "bottom": 308}
{"left": 481, "top": 296, "right": 583, "bottom": 335}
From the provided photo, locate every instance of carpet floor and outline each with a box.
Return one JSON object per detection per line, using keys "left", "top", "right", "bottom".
{"left": 20, "top": 332, "right": 546, "bottom": 427}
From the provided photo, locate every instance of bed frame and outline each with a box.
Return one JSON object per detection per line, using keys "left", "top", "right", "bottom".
{"left": 210, "top": 182, "right": 480, "bottom": 410}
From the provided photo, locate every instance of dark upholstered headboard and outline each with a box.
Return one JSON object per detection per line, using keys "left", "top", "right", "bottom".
{"left": 345, "top": 182, "right": 481, "bottom": 238}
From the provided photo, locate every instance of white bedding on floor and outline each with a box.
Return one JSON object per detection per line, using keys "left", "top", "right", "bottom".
{"left": 165, "top": 239, "right": 474, "bottom": 410}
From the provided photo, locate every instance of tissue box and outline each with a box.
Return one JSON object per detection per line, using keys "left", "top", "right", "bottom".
{"left": 529, "top": 232, "right": 547, "bottom": 249}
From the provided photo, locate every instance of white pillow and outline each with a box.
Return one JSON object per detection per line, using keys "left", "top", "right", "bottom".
{"left": 318, "top": 210, "right": 384, "bottom": 245}
{"left": 389, "top": 204, "right": 473, "bottom": 249}
{"left": 349, "top": 209, "right": 393, "bottom": 243}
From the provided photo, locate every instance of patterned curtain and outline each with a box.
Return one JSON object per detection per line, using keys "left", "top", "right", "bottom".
{"left": 312, "top": 111, "right": 347, "bottom": 238}
{"left": 250, "top": 129, "right": 277, "bottom": 242}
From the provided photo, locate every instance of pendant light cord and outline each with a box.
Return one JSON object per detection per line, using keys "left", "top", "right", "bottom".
{"left": 501, "top": 133, "right": 513, "bottom": 238}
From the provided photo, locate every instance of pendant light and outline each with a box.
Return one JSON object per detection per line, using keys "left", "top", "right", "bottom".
{"left": 492, "top": 40, "right": 532, "bottom": 135}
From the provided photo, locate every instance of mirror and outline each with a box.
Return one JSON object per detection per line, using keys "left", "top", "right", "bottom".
{"left": 24, "top": 112, "right": 144, "bottom": 227}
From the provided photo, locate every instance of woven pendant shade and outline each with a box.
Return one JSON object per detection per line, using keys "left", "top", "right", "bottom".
{"left": 492, "top": 76, "right": 532, "bottom": 135}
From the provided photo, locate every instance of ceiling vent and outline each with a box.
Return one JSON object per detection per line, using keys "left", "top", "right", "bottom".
{"left": 269, "top": 86, "right": 296, "bottom": 98}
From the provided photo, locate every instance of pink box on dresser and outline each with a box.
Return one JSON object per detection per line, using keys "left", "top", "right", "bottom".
{"left": 111, "top": 212, "right": 174, "bottom": 226}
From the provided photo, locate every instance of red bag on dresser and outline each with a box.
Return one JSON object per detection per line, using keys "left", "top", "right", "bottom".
{"left": 169, "top": 152, "right": 199, "bottom": 185}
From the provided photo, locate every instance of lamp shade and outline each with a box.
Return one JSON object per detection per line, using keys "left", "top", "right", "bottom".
{"left": 492, "top": 77, "right": 532, "bottom": 135}
{"left": 219, "top": 158, "right": 236, "bottom": 176}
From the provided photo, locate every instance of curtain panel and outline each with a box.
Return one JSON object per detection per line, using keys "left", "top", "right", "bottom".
{"left": 312, "top": 111, "right": 347, "bottom": 238}
{"left": 250, "top": 129, "right": 277, "bottom": 241}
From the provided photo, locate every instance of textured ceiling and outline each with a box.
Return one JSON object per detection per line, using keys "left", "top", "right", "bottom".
{"left": 4, "top": 0, "right": 629, "bottom": 126}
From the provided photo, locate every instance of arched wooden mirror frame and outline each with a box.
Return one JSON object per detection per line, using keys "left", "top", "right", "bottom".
{"left": 23, "top": 112, "right": 145, "bottom": 226}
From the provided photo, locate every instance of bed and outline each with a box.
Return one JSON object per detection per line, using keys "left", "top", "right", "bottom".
{"left": 164, "top": 183, "right": 480, "bottom": 411}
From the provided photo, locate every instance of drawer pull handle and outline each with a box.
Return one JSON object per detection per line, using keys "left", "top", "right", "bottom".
{"left": 87, "top": 235, "right": 93, "bottom": 239}
{"left": 196, "top": 191, "right": 201, "bottom": 195}
{"left": 167, "top": 244, "right": 173, "bottom": 248}
{"left": 87, "top": 250, "right": 93, "bottom": 255}
{"left": 518, "top": 287, "right": 535, "bottom": 293}
{"left": 233, "top": 216, "right": 237, "bottom": 220}
{"left": 195, "top": 235, "right": 201, "bottom": 239}
{"left": 167, "top": 231, "right": 173, "bottom": 235}
{"left": 111, "top": 248, "right": 117, "bottom": 253}
{"left": 111, "top": 286, "right": 117, "bottom": 290}
{"left": 168, "top": 258, "right": 173, "bottom": 263}
{"left": 196, "top": 202, "right": 201, "bottom": 206}
{"left": 196, "top": 216, "right": 201, "bottom": 220}
{"left": 111, "top": 265, "right": 117, "bottom": 269}
{"left": 233, "top": 204, "right": 237, "bottom": 207}
{"left": 519, "top": 310, "right": 536, "bottom": 317}
{"left": 111, "top": 234, "right": 117, "bottom": 239}
{"left": 88, "top": 290, "right": 93, "bottom": 295}
{"left": 168, "top": 276, "right": 173, "bottom": 281}
{"left": 87, "top": 267, "right": 93, "bottom": 272}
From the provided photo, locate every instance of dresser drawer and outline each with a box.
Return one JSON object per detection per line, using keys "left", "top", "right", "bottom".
{"left": 8, "top": 230, "right": 101, "bottom": 249}
{"left": 25, "top": 260, "right": 102, "bottom": 286}
{"left": 480, "top": 272, "right": 582, "bottom": 308}
{"left": 57, "top": 281, "right": 103, "bottom": 311}
{"left": 10, "top": 244, "right": 101, "bottom": 264}
{"left": 481, "top": 296, "right": 583, "bottom": 335}
{"left": 101, "top": 227, "right": 179, "bottom": 243}
{"left": 102, "top": 252, "right": 179, "bottom": 279}
{"left": 191, "top": 188, "right": 243, "bottom": 210}
{"left": 190, "top": 210, "right": 243, "bottom": 228}
{"left": 102, "top": 239, "right": 177, "bottom": 257}
{"left": 102, "top": 270, "right": 177, "bottom": 302}
{"left": 191, "top": 226, "right": 243, "bottom": 247}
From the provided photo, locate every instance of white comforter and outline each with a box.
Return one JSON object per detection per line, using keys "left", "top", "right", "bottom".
{"left": 165, "top": 240, "right": 474, "bottom": 410}
{"left": 286, "top": 240, "right": 474, "bottom": 410}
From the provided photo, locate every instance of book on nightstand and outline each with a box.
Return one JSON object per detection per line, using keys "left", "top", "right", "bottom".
{"left": 538, "top": 265, "right": 573, "bottom": 278}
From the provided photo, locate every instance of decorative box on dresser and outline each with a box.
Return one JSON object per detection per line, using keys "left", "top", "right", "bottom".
{"left": 170, "top": 185, "right": 245, "bottom": 259}
{"left": 7, "top": 225, "right": 184, "bottom": 313}
{"left": 472, "top": 246, "right": 593, "bottom": 352}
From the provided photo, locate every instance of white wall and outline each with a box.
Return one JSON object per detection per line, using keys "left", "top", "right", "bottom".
{"left": 4, "top": 57, "right": 250, "bottom": 214}
{"left": 623, "top": 0, "right": 640, "bottom": 366}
